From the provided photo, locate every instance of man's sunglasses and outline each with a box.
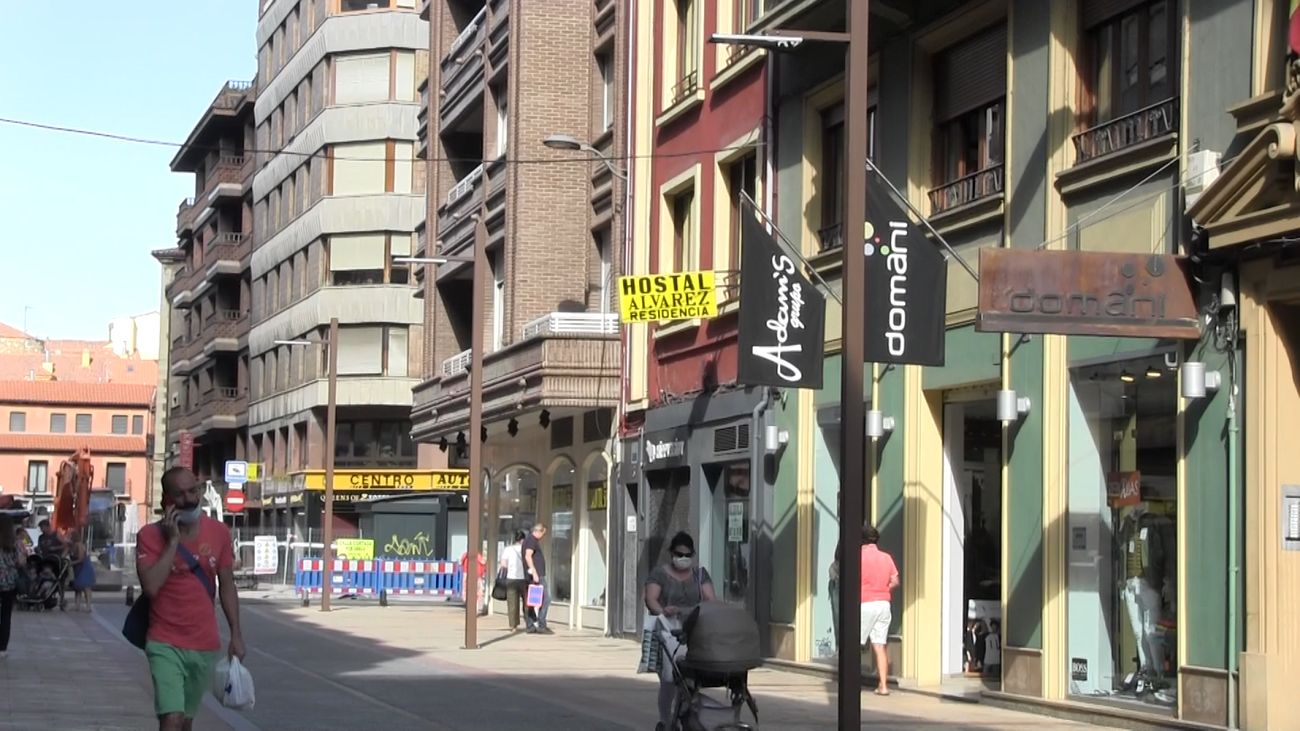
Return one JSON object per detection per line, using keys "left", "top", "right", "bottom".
{"left": 672, "top": 551, "right": 694, "bottom": 558}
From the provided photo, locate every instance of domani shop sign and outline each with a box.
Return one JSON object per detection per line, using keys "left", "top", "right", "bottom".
{"left": 976, "top": 249, "right": 1200, "bottom": 339}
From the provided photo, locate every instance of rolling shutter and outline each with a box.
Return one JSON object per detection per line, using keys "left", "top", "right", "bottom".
{"left": 1082, "top": 0, "right": 1150, "bottom": 29}
{"left": 329, "top": 233, "right": 386, "bottom": 271}
{"left": 934, "top": 24, "right": 1007, "bottom": 121}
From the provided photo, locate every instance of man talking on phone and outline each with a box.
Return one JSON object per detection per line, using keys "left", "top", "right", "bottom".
{"left": 136, "top": 467, "right": 245, "bottom": 731}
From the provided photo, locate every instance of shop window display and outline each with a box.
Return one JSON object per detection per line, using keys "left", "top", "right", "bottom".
{"left": 551, "top": 463, "right": 575, "bottom": 603}
{"left": 1067, "top": 352, "right": 1179, "bottom": 708}
{"left": 583, "top": 456, "right": 609, "bottom": 608}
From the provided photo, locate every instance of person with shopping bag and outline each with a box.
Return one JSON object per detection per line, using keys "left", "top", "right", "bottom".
{"left": 642, "top": 532, "right": 716, "bottom": 731}
{"left": 133, "top": 467, "right": 247, "bottom": 730}
{"left": 496, "top": 530, "right": 529, "bottom": 630}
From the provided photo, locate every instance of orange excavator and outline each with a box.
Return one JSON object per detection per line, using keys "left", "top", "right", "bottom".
{"left": 52, "top": 447, "right": 94, "bottom": 533}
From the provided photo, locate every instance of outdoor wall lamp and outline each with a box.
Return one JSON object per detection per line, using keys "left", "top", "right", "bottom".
{"left": 865, "top": 410, "right": 895, "bottom": 439}
{"left": 763, "top": 424, "right": 790, "bottom": 454}
{"left": 997, "top": 389, "right": 1032, "bottom": 424}
{"left": 1180, "top": 361, "right": 1222, "bottom": 399}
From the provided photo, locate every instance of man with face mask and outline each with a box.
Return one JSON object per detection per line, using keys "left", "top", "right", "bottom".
{"left": 136, "top": 467, "right": 244, "bottom": 731}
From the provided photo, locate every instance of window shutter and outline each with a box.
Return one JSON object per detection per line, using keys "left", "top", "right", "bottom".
{"left": 334, "top": 54, "right": 390, "bottom": 104}
{"left": 394, "top": 51, "right": 416, "bottom": 102}
{"left": 1082, "top": 0, "right": 1149, "bottom": 29}
{"left": 934, "top": 24, "right": 1008, "bottom": 121}
{"left": 329, "top": 234, "right": 386, "bottom": 271}
{"left": 336, "top": 326, "right": 384, "bottom": 375}
{"left": 332, "top": 142, "right": 387, "bottom": 195}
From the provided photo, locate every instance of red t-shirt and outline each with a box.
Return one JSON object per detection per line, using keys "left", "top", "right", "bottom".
{"left": 459, "top": 552, "right": 487, "bottom": 580}
{"left": 860, "top": 544, "right": 898, "bottom": 603}
{"left": 137, "top": 516, "right": 232, "bottom": 652}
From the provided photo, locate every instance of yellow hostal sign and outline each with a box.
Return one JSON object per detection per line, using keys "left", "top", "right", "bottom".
{"left": 617, "top": 271, "right": 718, "bottom": 323}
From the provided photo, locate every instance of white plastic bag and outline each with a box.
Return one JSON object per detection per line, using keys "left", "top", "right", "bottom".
{"left": 212, "top": 656, "right": 256, "bottom": 710}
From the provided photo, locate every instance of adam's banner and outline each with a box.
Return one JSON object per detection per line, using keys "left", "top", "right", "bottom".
{"left": 863, "top": 173, "right": 946, "bottom": 366}
{"left": 736, "top": 209, "right": 826, "bottom": 389}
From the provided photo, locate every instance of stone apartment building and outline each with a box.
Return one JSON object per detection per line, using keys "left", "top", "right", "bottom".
{"left": 246, "top": 0, "right": 428, "bottom": 539}
{"left": 410, "top": 0, "right": 626, "bottom": 632}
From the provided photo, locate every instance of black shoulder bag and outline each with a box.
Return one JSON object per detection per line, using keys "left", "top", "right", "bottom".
{"left": 123, "top": 527, "right": 217, "bottom": 650}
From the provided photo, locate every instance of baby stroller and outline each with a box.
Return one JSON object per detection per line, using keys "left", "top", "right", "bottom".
{"left": 660, "top": 602, "right": 761, "bottom": 731}
{"left": 18, "top": 553, "right": 71, "bottom": 611}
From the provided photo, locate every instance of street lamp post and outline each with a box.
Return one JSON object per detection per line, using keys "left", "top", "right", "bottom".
{"left": 711, "top": 6, "right": 869, "bottom": 726}
{"left": 397, "top": 241, "right": 483, "bottom": 650}
{"left": 275, "top": 316, "right": 339, "bottom": 612}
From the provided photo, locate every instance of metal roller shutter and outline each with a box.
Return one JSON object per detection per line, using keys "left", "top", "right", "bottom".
{"left": 934, "top": 24, "right": 1008, "bottom": 121}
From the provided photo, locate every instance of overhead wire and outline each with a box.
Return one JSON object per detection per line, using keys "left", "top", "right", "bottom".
{"left": 0, "top": 115, "right": 764, "bottom": 165}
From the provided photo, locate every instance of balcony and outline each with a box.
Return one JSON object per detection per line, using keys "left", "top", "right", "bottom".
{"left": 670, "top": 70, "right": 700, "bottom": 107}
{"left": 1072, "top": 97, "right": 1179, "bottom": 165}
{"left": 437, "top": 164, "right": 485, "bottom": 257}
{"left": 817, "top": 223, "right": 843, "bottom": 253}
{"left": 413, "top": 318, "right": 620, "bottom": 440}
{"left": 203, "top": 232, "right": 250, "bottom": 270}
{"left": 203, "top": 154, "right": 249, "bottom": 203}
{"left": 193, "top": 386, "right": 247, "bottom": 435}
{"left": 177, "top": 197, "right": 198, "bottom": 237}
{"left": 201, "top": 309, "right": 249, "bottom": 353}
{"left": 928, "top": 164, "right": 1005, "bottom": 216}
{"left": 439, "top": 6, "right": 487, "bottom": 126}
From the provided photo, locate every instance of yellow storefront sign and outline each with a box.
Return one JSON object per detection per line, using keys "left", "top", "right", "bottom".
{"left": 617, "top": 271, "right": 718, "bottom": 323}
{"left": 299, "top": 469, "right": 470, "bottom": 491}
{"left": 334, "top": 538, "right": 375, "bottom": 560}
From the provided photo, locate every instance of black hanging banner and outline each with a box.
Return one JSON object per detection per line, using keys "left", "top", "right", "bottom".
{"left": 736, "top": 209, "right": 827, "bottom": 389}
{"left": 863, "top": 173, "right": 947, "bottom": 366}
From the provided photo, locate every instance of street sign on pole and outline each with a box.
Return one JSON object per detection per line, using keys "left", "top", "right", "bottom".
{"left": 224, "top": 460, "right": 249, "bottom": 484}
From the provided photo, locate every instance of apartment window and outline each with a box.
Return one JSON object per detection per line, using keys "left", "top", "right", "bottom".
{"left": 598, "top": 53, "right": 615, "bottom": 132}
{"left": 132, "top": 415, "right": 144, "bottom": 435}
{"left": 335, "top": 325, "right": 409, "bottom": 375}
{"left": 495, "top": 86, "right": 509, "bottom": 157}
{"left": 726, "top": 153, "right": 759, "bottom": 268}
{"left": 736, "top": 0, "right": 760, "bottom": 27}
{"left": 671, "top": 188, "right": 698, "bottom": 271}
{"left": 390, "top": 232, "right": 414, "bottom": 284}
{"left": 105, "top": 463, "right": 127, "bottom": 496}
{"left": 8, "top": 412, "right": 25, "bottom": 432}
{"left": 594, "top": 229, "right": 612, "bottom": 314}
{"left": 329, "top": 233, "right": 412, "bottom": 285}
{"left": 820, "top": 105, "right": 845, "bottom": 252}
{"left": 27, "top": 461, "right": 48, "bottom": 494}
{"left": 334, "top": 53, "right": 390, "bottom": 105}
{"left": 50, "top": 413, "right": 66, "bottom": 433}
{"left": 112, "top": 415, "right": 128, "bottom": 435}
{"left": 931, "top": 25, "right": 1007, "bottom": 214}
{"left": 331, "top": 141, "right": 386, "bottom": 195}
{"left": 491, "top": 253, "right": 506, "bottom": 351}
{"left": 340, "top": 0, "right": 401, "bottom": 10}
{"left": 672, "top": 0, "right": 701, "bottom": 104}
{"left": 334, "top": 419, "right": 416, "bottom": 467}
{"left": 75, "top": 413, "right": 92, "bottom": 433}
{"left": 1075, "top": 1, "right": 1178, "bottom": 163}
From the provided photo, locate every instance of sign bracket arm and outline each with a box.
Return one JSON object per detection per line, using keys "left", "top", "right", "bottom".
{"left": 739, "top": 192, "right": 843, "bottom": 305}
{"left": 865, "top": 159, "right": 980, "bottom": 283}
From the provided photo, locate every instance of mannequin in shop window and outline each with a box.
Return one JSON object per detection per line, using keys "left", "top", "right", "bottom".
{"left": 1115, "top": 493, "right": 1176, "bottom": 695}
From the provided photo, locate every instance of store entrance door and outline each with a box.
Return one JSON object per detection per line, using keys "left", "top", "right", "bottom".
{"left": 705, "top": 461, "right": 752, "bottom": 609}
{"left": 941, "top": 395, "right": 1003, "bottom": 685}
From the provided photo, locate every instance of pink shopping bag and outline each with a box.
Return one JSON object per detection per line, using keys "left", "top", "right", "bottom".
{"left": 526, "top": 584, "right": 544, "bottom": 608}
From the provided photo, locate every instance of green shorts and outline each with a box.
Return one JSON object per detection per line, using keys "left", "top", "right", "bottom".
{"left": 146, "top": 641, "right": 218, "bottom": 719}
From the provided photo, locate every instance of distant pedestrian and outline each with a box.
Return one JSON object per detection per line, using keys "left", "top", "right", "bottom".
{"left": 859, "top": 524, "right": 899, "bottom": 696}
{"left": 136, "top": 467, "right": 245, "bottom": 731}
{"left": 498, "top": 530, "right": 528, "bottom": 630}
{"left": 644, "top": 531, "right": 715, "bottom": 731}
{"left": 459, "top": 545, "right": 488, "bottom": 616}
{"left": 0, "top": 515, "right": 22, "bottom": 659}
{"left": 522, "top": 523, "right": 552, "bottom": 634}
{"left": 71, "top": 533, "right": 96, "bottom": 613}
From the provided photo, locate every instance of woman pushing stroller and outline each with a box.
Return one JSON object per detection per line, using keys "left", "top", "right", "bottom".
{"left": 644, "top": 532, "right": 715, "bottom": 731}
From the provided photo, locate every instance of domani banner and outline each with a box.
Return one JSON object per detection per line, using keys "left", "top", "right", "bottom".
{"left": 864, "top": 173, "right": 946, "bottom": 366}
{"left": 736, "top": 208, "right": 826, "bottom": 389}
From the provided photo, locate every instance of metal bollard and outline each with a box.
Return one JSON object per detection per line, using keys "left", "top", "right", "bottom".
{"left": 125, "top": 586, "right": 135, "bottom": 606}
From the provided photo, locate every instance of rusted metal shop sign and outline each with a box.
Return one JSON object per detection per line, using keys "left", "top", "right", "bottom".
{"left": 976, "top": 249, "right": 1200, "bottom": 339}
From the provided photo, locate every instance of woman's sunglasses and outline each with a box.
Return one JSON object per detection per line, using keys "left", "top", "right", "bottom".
{"left": 672, "top": 551, "right": 694, "bottom": 558}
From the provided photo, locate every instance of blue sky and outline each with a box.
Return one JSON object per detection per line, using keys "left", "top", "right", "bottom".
{"left": 0, "top": 2, "right": 256, "bottom": 340}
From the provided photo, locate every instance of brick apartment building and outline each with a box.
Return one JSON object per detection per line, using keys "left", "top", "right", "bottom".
{"left": 153, "top": 79, "right": 256, "bottom": 510}
{"left": 409, "top": 0, "right": 626, "bottom": 631}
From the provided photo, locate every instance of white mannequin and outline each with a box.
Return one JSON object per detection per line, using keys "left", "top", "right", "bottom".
{"left": 1120, "top": 502, "right": 1163, "bottom": 685}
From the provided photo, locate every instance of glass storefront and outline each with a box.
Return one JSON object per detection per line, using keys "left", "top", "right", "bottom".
{"left": 551, "top": 463, "right": 575, "bottom": 603}
{"left": 1067, "top": 352, "right": 1179, "bottom": 708}
{"left": 583, "top": 456, "right": 609, "bottom": 608}
{"left": 496, "top": 468, "right": 539, "bottom": 546}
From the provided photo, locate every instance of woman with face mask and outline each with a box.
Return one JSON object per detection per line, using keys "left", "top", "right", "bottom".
{"left": 644, "top": 531, "right": 715, "bottom": 731}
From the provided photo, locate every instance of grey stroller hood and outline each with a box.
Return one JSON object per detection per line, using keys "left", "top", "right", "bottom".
{"left": 682, "top": 601, "right": 762, "bottom": 674}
